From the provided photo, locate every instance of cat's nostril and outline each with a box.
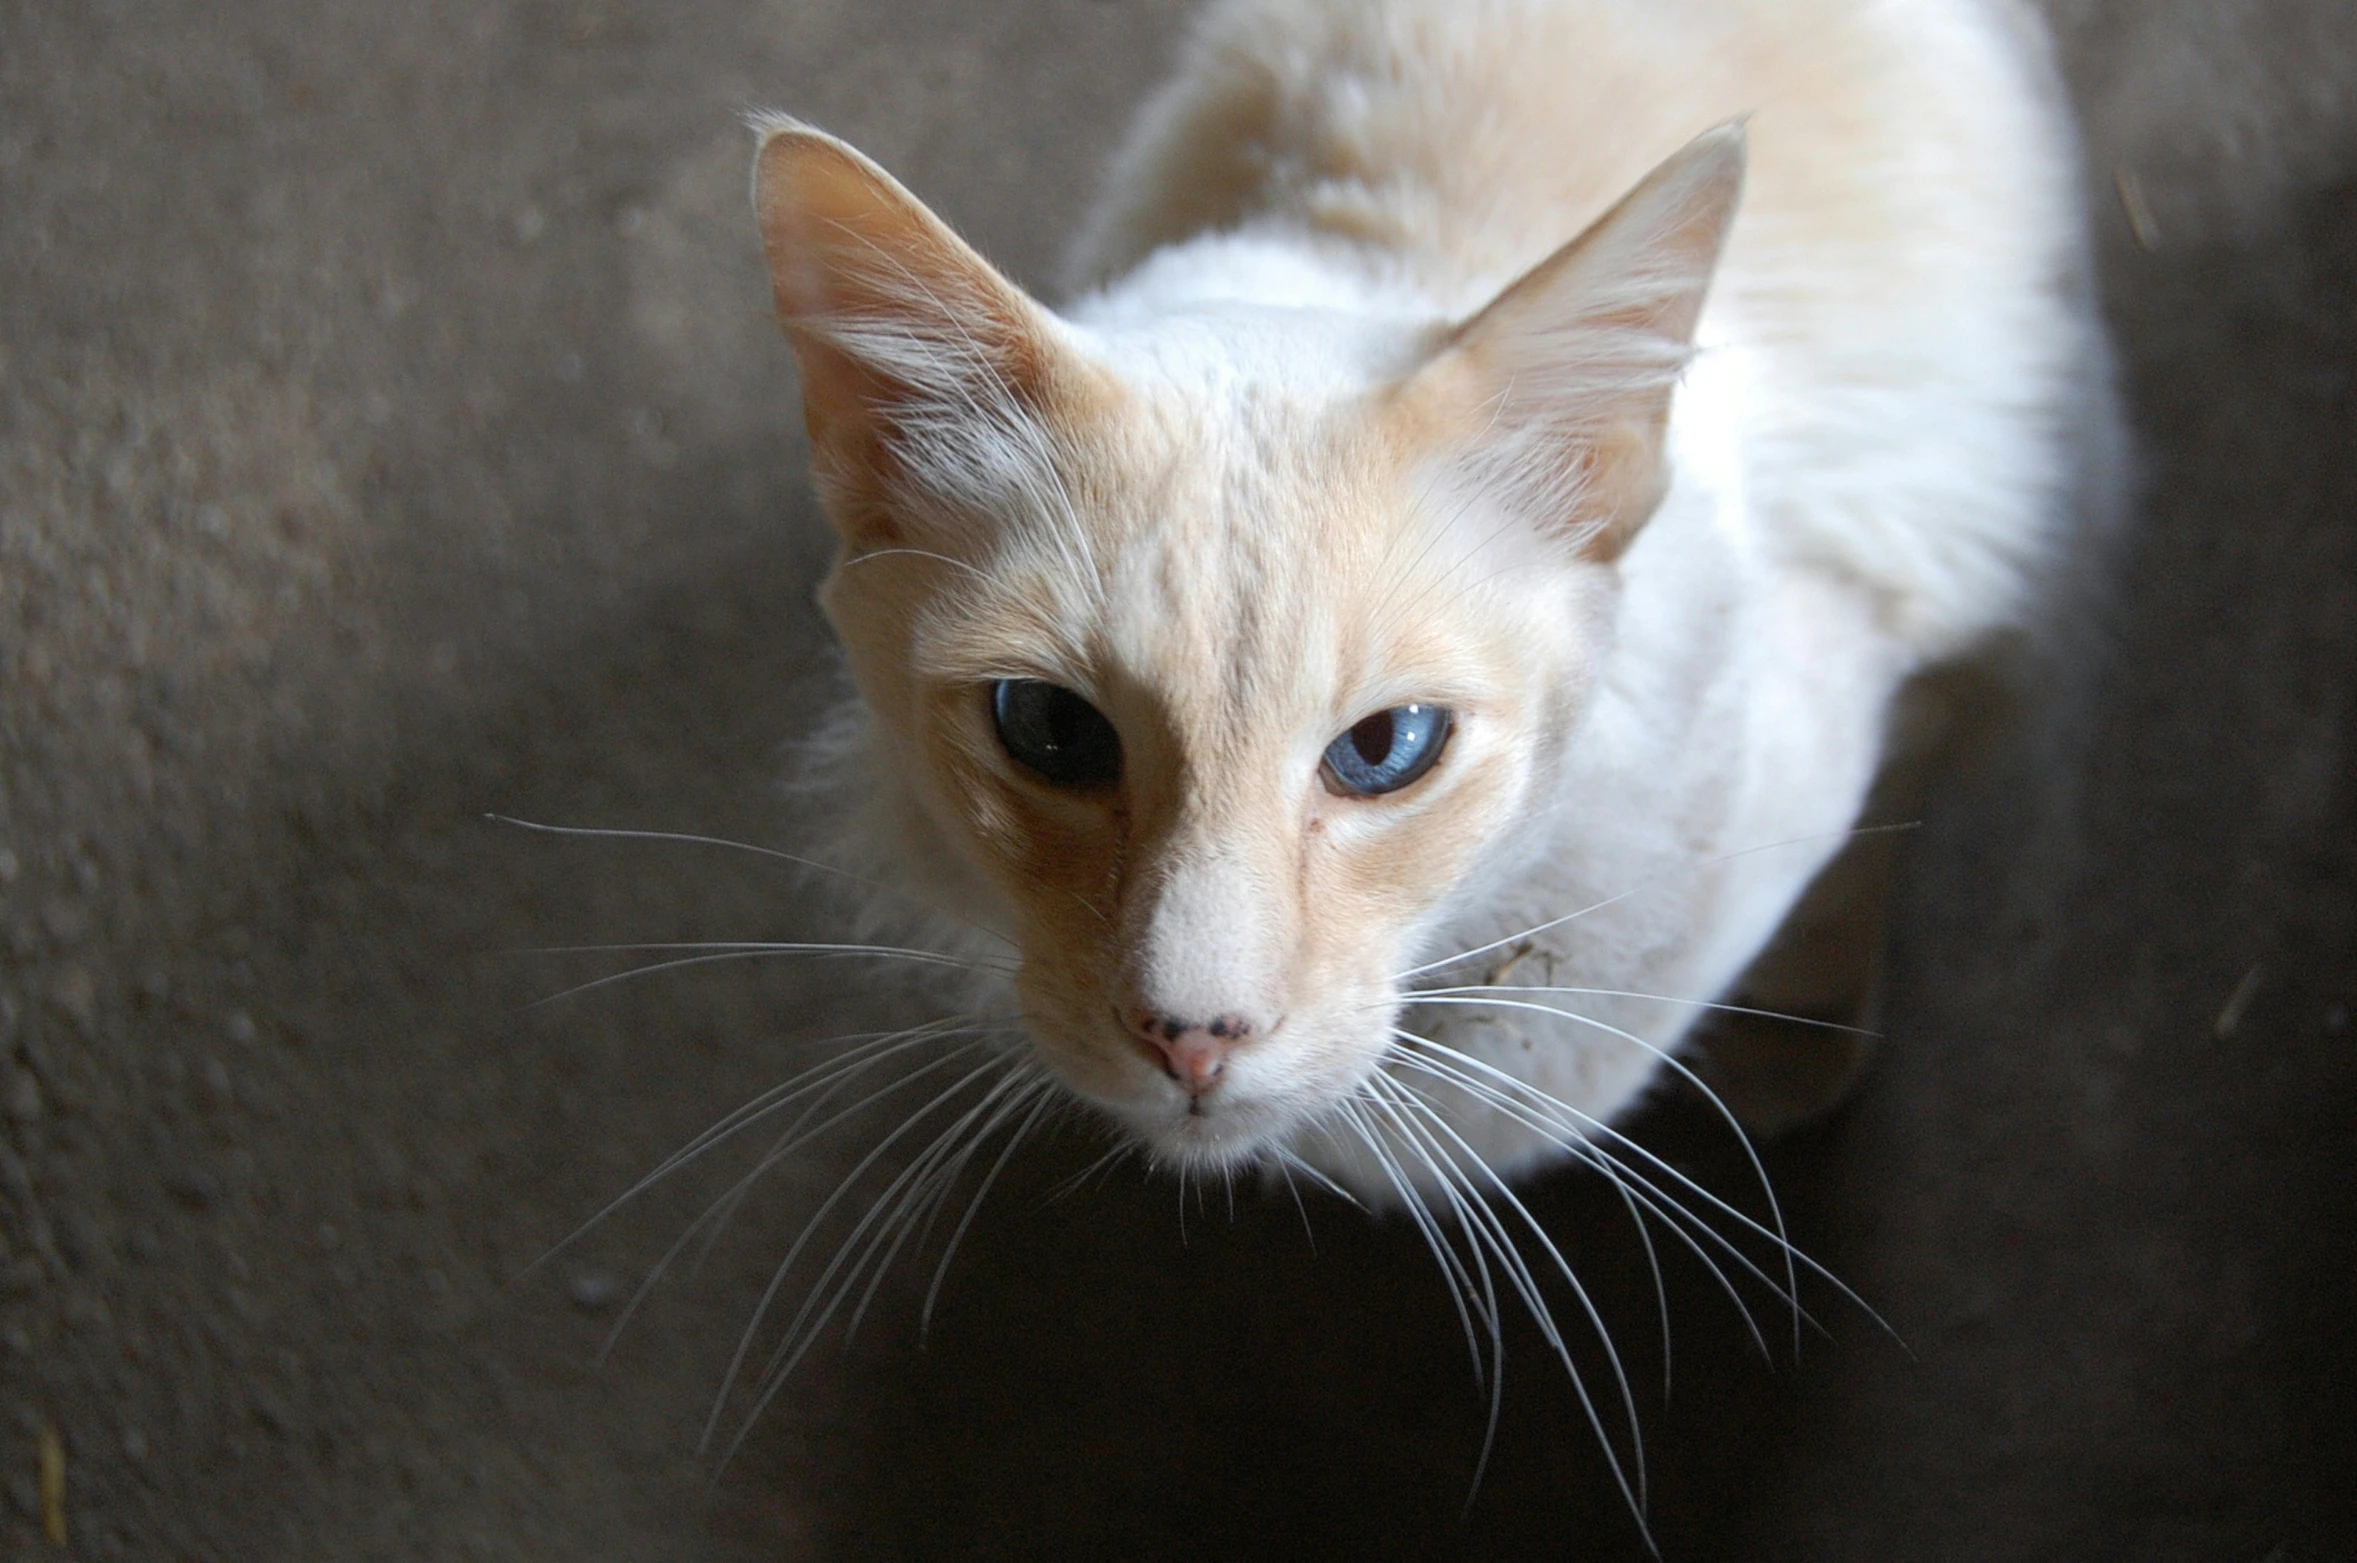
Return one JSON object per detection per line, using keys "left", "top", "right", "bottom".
{"left": 1124, "top": 1008, "right": 1256, "bottom": 1094}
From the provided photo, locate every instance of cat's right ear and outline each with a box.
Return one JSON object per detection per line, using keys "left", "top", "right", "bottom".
{"left": 752, "top": 118, "right": 1078, "bottom": 546}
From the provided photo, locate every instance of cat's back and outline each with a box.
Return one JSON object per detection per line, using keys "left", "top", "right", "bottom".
{"left": 1071, "top": 0, "right": 2068, "bottom": 307}
{"left": 1070, "top": 0, "right": 2100, "bottom": 652}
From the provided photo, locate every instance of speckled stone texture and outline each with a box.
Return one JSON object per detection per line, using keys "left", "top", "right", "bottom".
{"left": 0, "top": 2, "right": 2349, "bottom": 1557}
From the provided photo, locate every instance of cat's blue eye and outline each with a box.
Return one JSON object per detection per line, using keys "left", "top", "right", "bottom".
{"left": 991, "top": 679, "right": 1123, "bottom": 789}
{"left": 1321, "top": 704, "right": 1452, "bottom": 797}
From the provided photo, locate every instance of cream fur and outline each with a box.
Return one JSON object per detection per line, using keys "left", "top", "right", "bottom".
{"left": 753, "top": 0, "right": 2110, "bottom": 1200}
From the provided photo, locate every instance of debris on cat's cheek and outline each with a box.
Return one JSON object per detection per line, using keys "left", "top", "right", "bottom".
{"left": 1482, "top": 939, "right": 1538, "bottom": 986}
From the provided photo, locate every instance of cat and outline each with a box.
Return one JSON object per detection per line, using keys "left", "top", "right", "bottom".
{"left": 746, "top": 0, "right": 2111, "bottom": 1224}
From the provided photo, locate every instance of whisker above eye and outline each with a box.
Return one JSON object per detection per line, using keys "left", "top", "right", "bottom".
{"left": 833, "top": 545, "right": 998, "bottom": 585}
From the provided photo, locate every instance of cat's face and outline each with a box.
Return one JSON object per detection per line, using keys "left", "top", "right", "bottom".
{"left": 825, "top": 329, "right": 1613, "bottom": 1166}
{"left": 754, "top": 119, "right": 1737, "bottom": 1169}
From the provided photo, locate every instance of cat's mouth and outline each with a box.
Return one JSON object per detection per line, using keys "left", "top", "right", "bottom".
{"left": 1016, "top": 983, "right": 1394, "bottom": 1170}
{"left": 1049, "top": 1015, "right": 1362, "bottom": 1172}
{"left": 1122, "top": 1087, "right": 1302, "bottom": 1169}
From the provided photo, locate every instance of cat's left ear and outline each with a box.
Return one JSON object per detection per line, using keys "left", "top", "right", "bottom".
{"left": 1396, "top": 123, "right": 1745, "bottom": 561}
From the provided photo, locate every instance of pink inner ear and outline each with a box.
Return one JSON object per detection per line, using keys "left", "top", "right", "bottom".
{"left": 754, "top": 124, "right": 1071, "bottom": 542}
{"left": 1398, "top": 124, "right": 1745, "bottom": 560}
{"left": 755, "top": 123, "right": 1050, "bottom": 379}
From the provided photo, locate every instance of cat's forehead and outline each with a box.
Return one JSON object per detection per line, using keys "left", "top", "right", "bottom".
{"left": 1091, "top": 329, "right": 1385, "bottom": 636}
{"left": 1010, "top": 316, "right": 1517, "bottom": 726}
{"left": 1078, "top": 302, "right": 1429, "bottom": 406}
{"left": 898, "top": 305, "right": 1558, "bottom": 739}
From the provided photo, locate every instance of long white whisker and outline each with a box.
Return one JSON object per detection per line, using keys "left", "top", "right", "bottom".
{"left": 489, "top": 813, "right": 1019, "bottom": 949}
{"left": 530, "top": 1015, "right": 995, "bottom": 1281}
{"left": 867, "top": 1070, "right": 1052, "bottom": 1334}
{"left": 701, "top": 1049, "right": 1019, "bottom": 1453}
{"left": 1392, "top": 1034, "right": 1793, "bottom": 1310}
{"left": 1394, "top": 1022, "right": 1889, "bottom": 1346}
{"left": 1331, "top": 1097, "right": 1495, "bottom": 1388}
{"left": 602, "top": 1034, "right": 1004, "bottom": 1359}
{"left": 1387, "top": 1035, "right": 1757, "bottom": 1247}
{"left": 1408, "top": 984, "right": 1877, "bottom": 1037}
{"left": 1269, "top": 1145, "right": 1366, "bottom": 1212}
{"left": 1370, "top": 1074, "right": 1651, "bottom": 1526}
{"left": 1386, "top": 1044, "right": 1758, "bottom": 1375}
{"left": 1353, "top": 1085, "right": 1512, "bottom": 1501}
{"left": 717, "top": 1062, "right": 1045, "bottom": 1468}
{"left": 1392, "top": 822, "right": 1919, "bottom": 984}
{"left": 920, "top": 1081, "right": 1061, "bottom": 1334}
{"left": 1046, "top": 1138, "right": 1135, "bottom": 1203}
{"left": 842, "top": 1068, "right": 1051, "bottom": 1344}
{"left": 528, "top": 944, "right": 1010, "bottom": 1008}
{"left": 647, "top": 1015, "right": 1020, "bottom": 1192}
{"left": 1384, "top": 1045, "right": 1693, "bottom": 1384}
{"left": 1274, "top": 1159, "right": 1318, "bottom": 1253}
{"left": 719, "top": 1066, "right": 1035, "bottom": 1459}
{"left": 687, "top": 1028, "right": 1013, "bottom": 1201}
{"left": 1400, "top": 992, "right": 1804, "bottom": 1351}
{"left": 535, "top": 939, "right": 1018, "bottom": 975}
{"left": 773, "top": 1055, "right": 1037, "bottom": 1354}
{"left": 833, "top": 545, "right": 997, "bottom": 586}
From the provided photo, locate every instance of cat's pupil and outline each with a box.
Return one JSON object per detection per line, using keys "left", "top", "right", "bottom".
{"left": 1349, "top": 710, "right": 1394, "bottom": 766}
{"left": 991, "top": 679, "right": 1122, "bottom": 789}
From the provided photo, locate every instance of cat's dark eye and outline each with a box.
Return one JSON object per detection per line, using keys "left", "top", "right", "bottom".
{"left": 990, "top": 679, "right": 1123, "bottom": 789}
{"left": 1321, "top": 704, "right": 1452, "bottom": 797}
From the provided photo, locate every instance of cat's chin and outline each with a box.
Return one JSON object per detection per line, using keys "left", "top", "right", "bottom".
{"left": 1076, "top": 1077, "right": 1336, "bottom": 1174}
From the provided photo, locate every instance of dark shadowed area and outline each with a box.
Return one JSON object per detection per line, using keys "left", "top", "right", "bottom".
{"left": 0, "top": 1, "right": 2350, "bottom": 1558}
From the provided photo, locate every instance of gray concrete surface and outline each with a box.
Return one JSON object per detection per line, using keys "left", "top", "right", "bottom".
{"left": 0, "top": 1, "right": 2349, "bottom": 1558}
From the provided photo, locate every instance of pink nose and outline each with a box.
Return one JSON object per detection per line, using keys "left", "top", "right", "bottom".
{"left": 1128, "top": 1010, "right": 1256, "bottom": 1094}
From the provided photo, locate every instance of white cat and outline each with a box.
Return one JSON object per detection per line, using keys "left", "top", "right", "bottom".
{"left": 748, "top": 0, "right": 2111, "bottom": 1209}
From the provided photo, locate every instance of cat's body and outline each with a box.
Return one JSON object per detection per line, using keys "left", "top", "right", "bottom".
{"left": 753, "top": 0, "right": 2109, "bottom": 1199}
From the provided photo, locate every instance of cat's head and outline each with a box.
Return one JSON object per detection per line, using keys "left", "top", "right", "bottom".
{"left": 753, "top": 117, "right": 1739, "bottom": 1171}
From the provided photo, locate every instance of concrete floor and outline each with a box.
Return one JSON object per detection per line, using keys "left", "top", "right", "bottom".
{"left": 0, "top": 1, "right": 2350, "bottom": 1557}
